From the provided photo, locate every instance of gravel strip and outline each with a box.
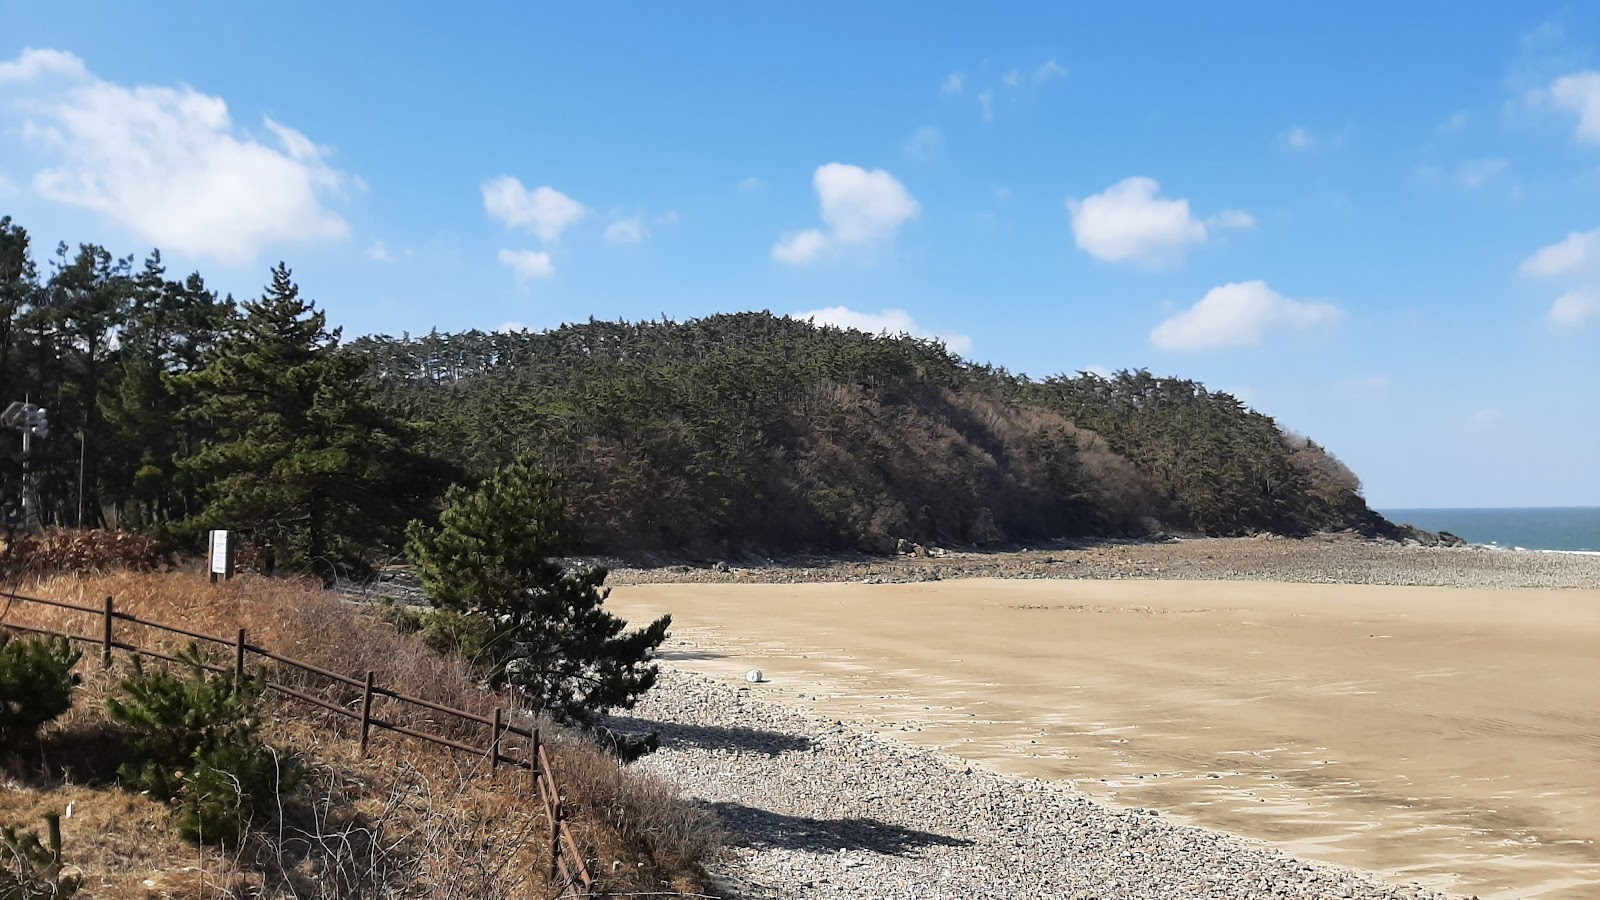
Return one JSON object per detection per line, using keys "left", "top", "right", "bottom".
{"left": 612, "top": 668, "right": 1455, "bottom": 900}
{"left": 604, "top": 534, "right": 1600, "bottom": 591}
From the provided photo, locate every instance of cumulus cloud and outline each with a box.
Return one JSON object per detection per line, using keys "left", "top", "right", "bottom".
{"left": 482, "top": 176, "right": 586, "bottom": 241}
{"left": 1549, "top": 288, "right": 1600, "bottom": 328}
{"left": 771, "top": 229, "right": 827, "bottom": 265}
{"left": 1545, "top": 70, "right": 1600, "bottom": 144}
{"left": 1519, "top": 227, "right": 1600, "bottom": 278}
{"left": 738, "top": 176, "right": 766, "bottom": 193}
{"left": 365, "top": 239, "right": 392, "bottom": 262}
{"left": 3, "top": 47, "right": 353, "bottom": 264}
{"left": 1520, "top": 228, "right": 1600, "bottom": 329}
{"left": 1068, "top": 177, "right": 1253, "bottom": 266}
{"left": 904, "top": 126, "right": 944, "bottom": 160}
{"left": 771, "top": 163, "right": 919, "bottom": 265}
{"left": 604, "top": 216, "right": 647, "bottom": 244}
{"left": 497, "top": 248, "right": 554, "bottom": 283}
{"left": 940, "top": 72, "right": 964, "bottom": 95}
{"left": 1150, "top": 281, "right": 1341, "bottom": 350}
{"left": 0, "top": 47, "right": 87, "bottom": 83}
{"left": 1002, "top": 69, "right": 1022, "bottom": 88}
{"left": 977, "top": 90, "right": 994, "bottom": 122}
{"left": 792, "top": 306, "right": 971, "bottom": 354}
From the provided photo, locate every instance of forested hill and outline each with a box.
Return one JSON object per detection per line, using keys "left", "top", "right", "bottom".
{"left": 351, "top": 314, "right": 1382, "bottom": 554}
{"left": 0, "top": 214, "right": 1380, "bottom": 561}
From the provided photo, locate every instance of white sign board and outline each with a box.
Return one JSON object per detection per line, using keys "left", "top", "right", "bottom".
{"left": 208, "top": 530, "right": 232, "bottom": 577}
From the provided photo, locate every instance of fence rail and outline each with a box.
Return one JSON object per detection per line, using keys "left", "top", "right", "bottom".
{"left": 0, "top": 588, "right": 595, "bottom": 898}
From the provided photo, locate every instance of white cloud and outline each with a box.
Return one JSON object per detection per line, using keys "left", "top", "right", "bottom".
{"left": 1150, "top": 280, "right": 1341, "bottom": 351}
{"left": 977, "top": 90, "right": 994, "bottom": 122}
{"left": 1549, "top": 288, "right": 1600, "bottom": 328}
{"left": 771, "top": 163, "right": 919, "bottom": 265}
{"left": 738, "top": 176, "right": 766, "bottom": 193}
{"left": 604, "top": 216, "right": 647, "bottom": 244}
{"left": 1520, "top": 228, "right": 1600, "bottom": 330}
{"left": 1439, "top": 111, "right": 1469, "bottom": 134}
{"left": 1035, "top": 59, "right": 1068, "bottom": 84}
{"left": 4, "top": 48, "right": 353, "bottom": 264}
{"left": 941, "top": 71, "right": 964, "bottom": 95}
{"left": 1067, "top": 176, "right": 1253, "bottom": 266}
{"left": 1283, "top": 126, "right": 1314, "bottom": 151}
{"left": 1546, "top": 70, "right": 1600, "bottom": 144}
{"left": 481, "top": 176, "right": 586, "bottom": 241}
{"left": 497, "top": 248, "right": 554, "bottom": 283}
{"left": 1519, "top": 227, "right": 1600, "bottom": 278}
{"left": 0, "top": 172, "right": 15, "bottom": 195}
{"left": 365, "top": 239, "right": 392, "bottom": 262}
{"left": 497, "top": 321, "right": 530, "bottom": 333}
{"left": 904, "top": 126, "right": 944, "bottom": 160}
{"left": 793, "top": 306, "right": 971, "bottom": 354}
{"left": 0, "top": 47, "right": 87, "bottom": 83}
{"left": 1002, "top": 69, "right": 1021, "bottom": 88}
{"left": 1081, "top": 363, "right": 1112, "bottom": 378}
{"left": 655, "top": 210, "right": 680, "bottom": 226}
{"left": 772, "top": 228, "right": 828, "bottom": 265}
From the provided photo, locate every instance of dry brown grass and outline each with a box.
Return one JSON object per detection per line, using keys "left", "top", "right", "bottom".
{"left": 0, "top": 529, "right": 165, "bottom": 580}
{"left": 1, "top": 569, "right": 722, "bottom": 898}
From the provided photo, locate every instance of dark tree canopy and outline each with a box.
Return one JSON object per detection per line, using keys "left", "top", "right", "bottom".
{"left": 176, "top": 265, "right": 449, "bottom": 576}
{"left": 405, "top": 458, "right": 671, "bottom": 725}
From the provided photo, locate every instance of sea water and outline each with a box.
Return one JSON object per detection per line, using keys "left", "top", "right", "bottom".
{"left": 1378, "top": 507, "right": 1600, "bottom": 553}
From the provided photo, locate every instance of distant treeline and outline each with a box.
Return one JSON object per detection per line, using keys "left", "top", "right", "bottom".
{"left": 0, "top": 215, "right": 1381, "bottom": 568}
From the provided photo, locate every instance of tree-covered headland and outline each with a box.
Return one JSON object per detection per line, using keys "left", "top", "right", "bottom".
{"left": 0, "top": 215, "right": 1383, "bottom": 567}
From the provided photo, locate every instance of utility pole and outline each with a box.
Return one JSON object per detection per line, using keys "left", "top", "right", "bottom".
{"left": 2, "top": 401, "right": 50, "bottom": 529}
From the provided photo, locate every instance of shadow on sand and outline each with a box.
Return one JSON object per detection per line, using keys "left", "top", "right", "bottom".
{"left": 603, "top": 715, "right": 812, "bottom": 755}
{"left": 706, "top": 802, "right": 971, "bottom": 855}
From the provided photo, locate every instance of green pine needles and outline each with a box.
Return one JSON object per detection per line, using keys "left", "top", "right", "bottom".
{"left": 406, "top": 458, "right": 671, "bottom": 727}
{"left": 106, "top": 645, "right": 299, "bottom": 843}
{"left": 0, "top": 635, "right": 81, "bottom": 750}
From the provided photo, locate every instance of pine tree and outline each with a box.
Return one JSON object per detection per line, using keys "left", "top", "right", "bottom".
{"left": 179, "top": 264, "right": 446, "bottom": 579}
{"left": 405, "top": 458, "right": 671, "bottom": 725}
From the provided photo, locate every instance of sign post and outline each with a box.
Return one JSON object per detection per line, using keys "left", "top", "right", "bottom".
{"left": 208, "top": 530, "right": 234, "bottom": 583}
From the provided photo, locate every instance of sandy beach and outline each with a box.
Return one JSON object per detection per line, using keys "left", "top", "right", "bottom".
{"left": 608, "top": 573, "right": 1600, "bottom": 899}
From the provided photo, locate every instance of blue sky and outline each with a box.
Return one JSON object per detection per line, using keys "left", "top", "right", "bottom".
{"left": 2, "top": 2, "right": 1597, "bottom": 508}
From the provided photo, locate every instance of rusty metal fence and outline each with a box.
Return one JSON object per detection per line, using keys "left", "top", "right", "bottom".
{"left": 0, "top": 589, "right": 596, "bottom": 898}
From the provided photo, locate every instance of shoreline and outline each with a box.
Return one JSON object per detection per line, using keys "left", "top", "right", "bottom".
{"left": 623, "top": 666, "right": 1456, "bottom": 900}
{"left": 600, "top": 533, "right": 1600, "bottom": 590}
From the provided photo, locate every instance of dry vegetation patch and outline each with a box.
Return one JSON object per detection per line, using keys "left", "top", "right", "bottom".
{"left": 1, "top": 570, "right": 721, "bottom": 897}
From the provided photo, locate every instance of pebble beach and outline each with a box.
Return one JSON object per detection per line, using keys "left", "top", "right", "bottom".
{"left": 619, "top": 669, "right": 1453, "bottom": 900}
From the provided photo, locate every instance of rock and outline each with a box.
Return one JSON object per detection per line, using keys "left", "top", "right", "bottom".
{"left": 1436, "top": 531, "right": 1467, "bottom": 547}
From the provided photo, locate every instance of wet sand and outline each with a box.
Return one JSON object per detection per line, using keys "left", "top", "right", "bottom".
{"left": 608, "top": 579, "right": 1600, "bottom": 899}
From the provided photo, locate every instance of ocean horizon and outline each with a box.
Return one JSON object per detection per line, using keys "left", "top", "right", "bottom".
{"left": 1378, "top": 506, "right": 1600, "bottom": 553}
